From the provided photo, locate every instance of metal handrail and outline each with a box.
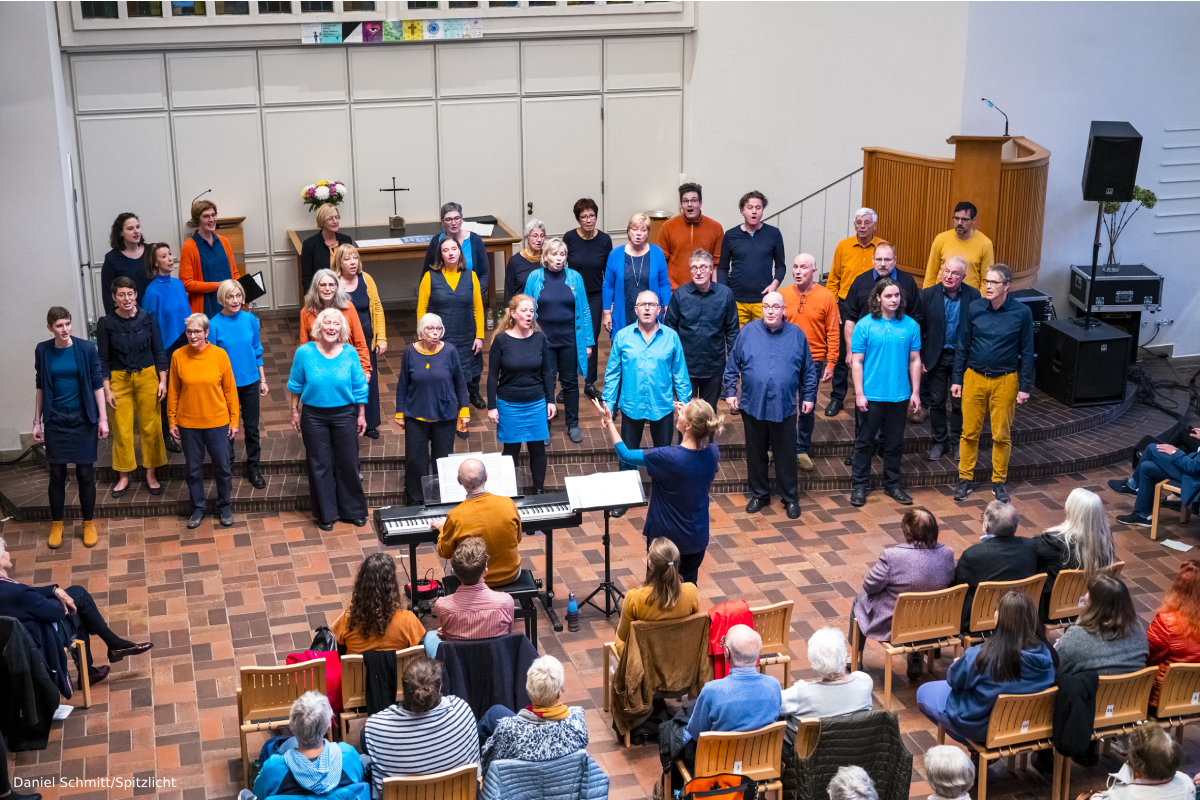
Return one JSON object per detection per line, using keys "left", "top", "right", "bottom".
{"left": 764, "top": 168, "right": 863, "bottom": 225}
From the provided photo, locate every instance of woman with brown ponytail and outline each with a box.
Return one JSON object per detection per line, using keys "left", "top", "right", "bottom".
{"left": 614, "top": 537, "right": 699, "bottom": 656}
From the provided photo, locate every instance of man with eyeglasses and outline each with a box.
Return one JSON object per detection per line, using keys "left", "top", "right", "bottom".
{"left": 723, "top": 292, "right": 818, "bottom": 519}
{"left": 918, "top": 256, "right": 980, "bottom": 463}
{"left": 824, "top": 208, "right": 886, "bottom": 418}
{"left": 951, "top": 264, "right": 1034, "bottom": 504}
{"left": 664, "top": 249, "right": 739, "bottom": 411}
{"left": 780, "top": 254, "right": 839, "bottom": 471}
{"left": 659, "top": 183, "right": 725, "bottom": 291}
{"left": 922, "top": 201, "right": 995, "bottom": 291}
{"left": 603, "top": 291, "right": 691, "bottom": 515}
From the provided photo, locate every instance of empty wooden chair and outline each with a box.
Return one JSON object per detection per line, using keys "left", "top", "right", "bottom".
{"left": 237, "top": 661, "right": 328, "bottom": 787}
{"left": 383, "top": 764, "right": 478, "bottom": 800}
{"left": 963, "top": 575, "right": 1047, "bottom": 647}
{"left": 1152, "top": 479, "right": 1191, "bottom": 541}
{"left": 850, "top": 584, "right": 967, "bottom": 711}
{"left": 340, "top": 645, "right": 426, "bottom": 741}
{"left": 937, "top": 687, "right": 1057, "bottom": 800}
{"left": 1045, "top": 561, "right": 1128, "bottom": 634}
{"left": 675, "top": 721, "right": 787, "bottom": 800}
{"left": 751, "top": 601, "right": 794, "bottom": 689}
{"left": 1152, "top": 662, "right": 1200, "bottom": 741}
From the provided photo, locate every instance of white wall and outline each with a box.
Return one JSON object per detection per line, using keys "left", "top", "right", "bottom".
{"left": 959, "top": 2, "right": 1200, "bottom": 356}
{"left": 0, "top": 3, "right": 85, "bottom": 450}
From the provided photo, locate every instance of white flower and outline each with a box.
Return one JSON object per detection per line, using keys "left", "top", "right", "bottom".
{"left": 315, "top": 185, "right": 330, "bottom": 201}
{"left": 334, "top": 183, "right": 346, "bottom": 196}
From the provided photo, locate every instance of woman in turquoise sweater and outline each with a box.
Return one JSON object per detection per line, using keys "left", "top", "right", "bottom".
{"left": 287, "top": 308, "right": 368, "bottom": 531}
{"left": 601, "top": 212, "right": 670, "bottom": 337}
{"left": 209, "top": 279, "right": 267, "bottom": 489}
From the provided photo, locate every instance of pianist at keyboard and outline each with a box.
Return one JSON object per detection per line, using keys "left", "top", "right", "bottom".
{"left": 433, "top": 458, "right": 523, "bottom": 588}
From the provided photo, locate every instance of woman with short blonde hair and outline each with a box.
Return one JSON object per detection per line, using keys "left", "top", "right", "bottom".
{"left": 300, "top": 203, "right": 355, "bottom": 292}
{"left": 478, "top": 655, "right": 589, "bottom": 774}
{"left": 602, "top": 212, "right": 670, "bottom": 337}
{"left": 332, "top": 243, "right": 386, "bottom": 438}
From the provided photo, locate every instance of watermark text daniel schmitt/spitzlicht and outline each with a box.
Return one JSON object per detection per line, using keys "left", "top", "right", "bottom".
{"left": 14, "top": 775, "right": 179, "bottom": 790}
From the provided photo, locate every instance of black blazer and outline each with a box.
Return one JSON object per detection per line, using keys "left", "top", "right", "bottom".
{"left": 918, "top": 283, "right": 981, "bottom": 369}
{"left": 300, "top": 231, "right": 355, "bottom": 292}
{"left": 34, "top": 337, "right": 102, "bottom": 424}
{"left": 844, "top": 269, "right": 924, "bottom": 328}
{"left": 952, "top": 534, "right": 1039, "bottom": 630}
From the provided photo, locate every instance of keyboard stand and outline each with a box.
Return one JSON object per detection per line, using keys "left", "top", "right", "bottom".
{"left": 581, "top": 509, "right": 624, "bottom": 619}
{"left": 537, "top": 530, "right": 563, "bottom": 632}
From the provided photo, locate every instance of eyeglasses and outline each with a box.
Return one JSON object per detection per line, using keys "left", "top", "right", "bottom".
{"left": 636, "top": 302, "right": 660, "bottom": 309}
{"left": 578, "top": 213, "right": 597, "bottom": 221}
{"left": 762, "top": 304, "right": 785, "bottom": 311}
{"left": 953, "top": 215, "right": 972, "bottom": 224}
{"left": 443, "top": 215, "right": 463, "bottom": 223}
{"left": 185, "top": 329, "right": 206, "bottom": 336}
{"left": 689, "top": 264, "right": 712, "bottom": 272}
{"left": 983, "top": 279, "right": 1010, "bottom": 286}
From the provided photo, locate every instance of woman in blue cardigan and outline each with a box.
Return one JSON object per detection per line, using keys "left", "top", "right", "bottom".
{"left": 602, "top": 212, "right": 670, "bottom": 338}
{"left": 32, "top": 307, "right": 109, "bottom": 550}
{"left": 523, "top": 238, "right": 593, "bottom": 444}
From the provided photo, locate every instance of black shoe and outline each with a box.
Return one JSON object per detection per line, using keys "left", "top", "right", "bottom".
{"left": 108, "top": 641, "right": 153, "bottom": 661}
{"left": 9, "top": 792, "right": 43, "bottom": 800}
{"left": 88, "top": 665, "right": 111, "bottom": 686}
{"left": 568, "top": 427, "right": 583, "bottom": 443}
{"left": 469, "top": 392, "right": 486, "bottom": 409}
{"left": 928, "top": 443, "right": 945, "bottom": 461}
{"left": 609, "top": 507, "right": 626, "bottom": 518}
{"left": 164, "top": 435, "right": 182, "bottom": 453}
{"left": 729, "top": 407, "right": 741, "bottom": 415}
{"left": 1116, "top": 512, "right": 1152, "bottom": 528}
{"left": 111, "top": 483, "right": 128, "bottom": 498}
{"left": 364, "top": 427, "right": 380, "bottom": 439}
{"left": 885, "top": 485, "right": 913, "bottom": 505}
{"left": 146, "top": 482, "right": 164, "bottom": 496}
{"left": 993, "top": 482, "right": 1010, "bottom": 503}
{"left": 187, "top": 509, "right": 205, "bottom": 529}
{"left": 785, "top": 502, "right": 801, "bottom": 520}
{"left": 850, "top": 487, "right": 867, "bottom": 507}
{"left": 247, "top": 468, "right": 266, "bottom": 490}
{"left": 556, "top": 390, "right": 565, "bottom": 404}
{"left": 352, "top": 518, "right": 367, "bottom": 527}
{"left": 825, "top": 399, "right": 843, "bottom": 417}
{"left": 906, "top": 653, "right": 923, "bottom": 680}
{"left": 843, "top": 455, "right": 853, "bottom": 466}
{"left": 584, "top": 384, "right": 602, "bottom": 401}
{"left": 1030, "top": 747, "right": 1055, "bottom": 775}
{"left": 1108, "top": 478, "right": 1137, "bottom": 496}
{"left": 456, "top": 429, "right": 469, "bottom": 439}
{"left": 220, "top": 509, "right": 234, "bottom": 527}
{"left": 317, "top": 520, "right": 335, "bottom": 531}
{"left": 746, "top": 497, "right": 768, "bottom": 514}
{"left": 953, "top": 479, "right": 973, "bottom": 501}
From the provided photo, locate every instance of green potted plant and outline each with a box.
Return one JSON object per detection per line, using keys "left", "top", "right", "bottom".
{"left": 1101, "top": 185, "right": 1157, "bottom": 271}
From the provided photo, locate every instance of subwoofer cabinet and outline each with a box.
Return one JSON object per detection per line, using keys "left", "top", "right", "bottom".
{"left": 1035, "top": 318, "right": 1130, "bottom": 407}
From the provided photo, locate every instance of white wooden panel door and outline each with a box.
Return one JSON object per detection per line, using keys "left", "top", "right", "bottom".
{"left": 436, "top": 42, "right": 520, "bottom": 98}
{"left": 521, "top": 40, "right": 602, "bottom": 95}
{"left": 71, "top": 54, "right": 167, "bottom": 112}
{"left": 349, "top": 47, "right": 435, "bottom": 101}
{"left": 167, "top": 51, "right": 259, "bottom": 108}
{"left": 172, "top": 110, "right": 269, "bottom": 257}
{"left": 77, "top": 114, "right": 178, "bottom": 265}
{"left": 351, "top": 103, "right": 439, "bottom": 225}
{"left": 603, "top": 36, "right": 684, "bottom": 92}
{"left": 438, "top": 98, "right": 522, "bottom": 239}
{"left": 259, "top": 49, "right": 349, "bottom": 105}
{"left": 603, "top": 92, "right": 682, "bottom": 231}
{"left": 522, "top": 96, "right": 602, "bottom": 237}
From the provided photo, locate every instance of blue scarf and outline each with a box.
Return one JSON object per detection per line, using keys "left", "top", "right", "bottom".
{"left": 283, "top": 741, "right": 342, "bottom": 794}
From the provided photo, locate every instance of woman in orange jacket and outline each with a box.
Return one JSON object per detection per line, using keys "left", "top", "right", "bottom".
{"left": 179, "top": 199, "right": 242, "bottom": 316}
{"left": 1147, "top": 559, "right": 1200, "bottom": 706}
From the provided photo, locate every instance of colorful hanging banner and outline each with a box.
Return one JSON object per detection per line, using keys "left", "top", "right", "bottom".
{"left": 423, "top": 19, "right": 444, "bottom": 39}
{"left": 443, "top": 18, "right": 463, "bottom": 39}
{"left": 382, "top": 20, "right": 403, "bottom": 41}
{"left": 402, "top": 19, "right": 424, "bottom": 40}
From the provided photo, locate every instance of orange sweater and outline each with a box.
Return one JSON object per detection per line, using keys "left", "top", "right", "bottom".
{"left": 179, "top": 234, "right": 242, "bottom": 314}
{"left": 658, "top": 214, "right": 725, "bottom": 290}
{"left": 299, "top": 306, "right": 372, "bottom": 378}
{"left": 436, "top": 492, "right": 523, "bottom": 586}
{"left": 780, "top": 283, "right": 841, "bottom": 363}
{"left": 167, "top": 344, "right": 239, "bottom": 429}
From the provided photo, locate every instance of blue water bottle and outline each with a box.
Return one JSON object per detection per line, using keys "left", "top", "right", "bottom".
{"left": 566, "top": 592, "right": 579, "bottom": 632}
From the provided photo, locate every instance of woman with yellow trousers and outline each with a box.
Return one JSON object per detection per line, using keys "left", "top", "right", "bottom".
{"left": 96, "top": 276, "right": 168, "bottom": 497}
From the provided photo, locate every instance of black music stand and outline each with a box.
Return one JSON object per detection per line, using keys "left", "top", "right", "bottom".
{"left": 581, "top": 510, "right": 625, "bottom": 618}
{"left": 566, "top": 471, "right": 647, "bottom": 620}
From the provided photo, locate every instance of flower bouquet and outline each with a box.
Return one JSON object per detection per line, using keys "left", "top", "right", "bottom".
{"left": 302, "top": 180, "right": 347, "bottom": 211}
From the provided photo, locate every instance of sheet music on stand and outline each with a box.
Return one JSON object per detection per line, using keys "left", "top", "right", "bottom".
{"left": 564, "top": 471, "right": 646, "bottom": 512}
{"left": 461, "top": 221, "right": 494, "bottom": 237}
{"left": 435, "top": 452, "right": 519, "bottom": 503}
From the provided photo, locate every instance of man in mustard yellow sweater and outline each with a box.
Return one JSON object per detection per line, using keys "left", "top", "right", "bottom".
{"left": 922, "top": 202, "right": 995, "bottom": 291}
{"left": 435, "top": 458, "right": 522, "bottom": 587}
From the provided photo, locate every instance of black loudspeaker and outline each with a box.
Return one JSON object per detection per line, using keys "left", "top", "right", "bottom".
{"left": 1036, "top": 318, "right": 1130, "bottom": 407}
{"left": 1082, "top": 121, "right": 1142, "bottom": 202}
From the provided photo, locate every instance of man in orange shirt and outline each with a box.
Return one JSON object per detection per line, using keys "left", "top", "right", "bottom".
{"left": 823, "top": 208, "right": 886, "bottom": 418}
{"left": 658, "top": 182, "right": 725, "bottom": 291}
{"left": 781, "top": 254, "right": 839, "bottom": 471}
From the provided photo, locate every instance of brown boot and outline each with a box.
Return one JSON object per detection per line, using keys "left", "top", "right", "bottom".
{"left": 82, "top": 520, "right": 98, "bottom": 548}
{"left": 48, "top": 521, "right": 64, "bottom": 549}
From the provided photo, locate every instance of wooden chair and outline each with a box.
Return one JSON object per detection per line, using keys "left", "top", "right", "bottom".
{"left": 1045, "top": 561, "right": 1128, "bottom": 634}
{"left": 850, "top": 584, "right": 967, "bottom": 711}
{"left": 937, "top": 687, "right": 1057, "bottom": 800}
{"left": 1151, "top": 662, "right": 1200, "bottom": 741}
{"left": 793, "top": 718, "right": 821, "bottom": 759}
{"left": 382, "top": 764, "right": 478, "bottom": 800}
{"left": 962, "top": 574, "right": 1047, "bottom": 647}
{"left": 68, "top": 639, "right": 91, "bottom": 708}
{"left": 1152, "top": 479, "right": 1191, "bottom": 541}
{"left": 675, "top": 721, "right": 787, "bottom": 800}
{"left": 751, "top": 601, "right": 794, "bottom": 689}
{"left": 1054, "top": 666, "right": 1156, "bottom": 800}
{"left": 237, "top": 661, "right": 329, "bottom": 788}
{"left": 339, "top": 645, "right": 425, "bottom": 740}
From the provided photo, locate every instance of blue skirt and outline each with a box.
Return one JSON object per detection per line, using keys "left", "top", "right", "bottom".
{"left": 43, "top": 406, "right": 98, "bottom": 465}
{"left": 496, "top": 398, "right": 548, "bottom": 444}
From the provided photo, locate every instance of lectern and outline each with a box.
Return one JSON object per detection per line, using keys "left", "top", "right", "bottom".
{"left": 946, "top": 135, "right": 1009, "bottom": 245}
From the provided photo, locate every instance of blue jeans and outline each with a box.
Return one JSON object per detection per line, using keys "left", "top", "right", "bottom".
{"left": 797, "top": 361, "right": 824, "bottom": 454}
{"left": 1132, "top": 443, "right": 1186, "bottom": 515}
{"left": 479, "top": 704, "right": 515, "bottom": 744}
{"left": 179, "top": 425, "right": 232, "bottom": 514}
{"left": 915, "top": 681, "right": 975, "bottom": 746}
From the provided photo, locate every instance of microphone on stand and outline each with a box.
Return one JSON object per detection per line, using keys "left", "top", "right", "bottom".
{"left": 981, "top": 98, "right": 1009, "bottom": 136}
{"left": 188, "top": 190, "right": 214, "bottom": 227}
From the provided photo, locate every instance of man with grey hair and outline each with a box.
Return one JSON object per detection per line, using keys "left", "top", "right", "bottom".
{"left": 951, "top": 499, "right": 1037, "bottom": 630}
{"left": 779, "top": 628, "right": 872, "bottom": 745}
{"left": 686, "top": 624, "right": 781, "bottom": 744}
{"left": 664, "top": 249, "right": 739, "bottom": 411}
{"left": 924, "top": 745, "right": 975, "bottom": 800}
{"left": 435, "top": 458, "right": 523, "bottom": 587}
{"left": 251, "top": 690, "right": 365, "bottom": 798}
{"left": 918, "top": 255, "right": 981, "bottom": 462}
{"left": 827, "top": 766, "right": 878, "bottom": 800}
{"left": 825, "top": 208, "right": 886, "bottom": 417}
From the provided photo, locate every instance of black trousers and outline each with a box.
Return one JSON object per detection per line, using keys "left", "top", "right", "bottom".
{"left": 797, "top": 360, "right": 825, "bottom": 454}
{"left": 230, "top": 382, "right": 262, "bottom": 471}
{"left": 585, "top": 290, "right": 603, "bottom": 386}
{"left": 1133, "top": 430, "right": 1199, "bottom": 470}
{"left": 547, "top": 344, "right": 579, "bottom": 428}
{"left": 48, "top": 463, "right": 96, "bottom": 522}
{"left": 619, "top": 412, "right": 673, "bottom": 462}
{"left": 920, "top": 348, "right": 962, "bottom": 447}
{"left": 300, "top": 404, "right": 367, "bottom": 524}
{"left": 180, "top": 425, "right": 232, "bottom": 513}
{"left": 852, "top": 400, "right": 907, "bottom": 489}
{"left": 159, "top": 333, "right": 186, "bottom": 441}
{"left": 829, "top": 299, "right": 851, "bottom": 403}
{"left": 404, "top": 418, "right": 456, "bottom": 505}
{"left": 503, "top": 440, "right": 548, "bottom": 491}
{"left": 743, "top": 412, "right": 798, "bottom": 504}
{"left": 64, "top": 585, "right": 126, "bottom": 674}
{"left": 365, "top": 348, "right": 381, "bottom": 430}
{"left": 690, "top": 375, "right": 723, "bottom": 410}
{"left": 646, "top": 538, "right": 706, "bottom": 586}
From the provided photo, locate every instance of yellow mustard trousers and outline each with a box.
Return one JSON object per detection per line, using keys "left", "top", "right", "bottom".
{"left": 736, "top": 302, "right": 763, "bottom": 326}
{"left": 110, "top": 366, "right": 167, "bottom": 473}
{"left": 958, "top": 369, "right": 1018, "bottom": 483}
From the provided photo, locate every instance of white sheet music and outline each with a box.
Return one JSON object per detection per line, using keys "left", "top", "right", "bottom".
{"left": 462, "top": 221, "right": 494, "bottom": 237}
{"left": 565, "top": 471, "right": 645, "bottom": 512}
{"left": 435, "top": 452, "right": 519, "bottom": 503}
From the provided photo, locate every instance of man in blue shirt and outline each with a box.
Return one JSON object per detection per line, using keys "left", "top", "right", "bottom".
{"left": 602, "top": 290, "right": 691, "bottom": 515}
{"left": 850, "top": 280, "right": 922, "bottom": 507}
{"left": 723, "top": 292, "right": 819, "bottom": 519}
{"left": 918, "top": 257, "right": 980, "bottom": 463}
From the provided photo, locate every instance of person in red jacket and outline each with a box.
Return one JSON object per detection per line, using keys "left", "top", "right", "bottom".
{"left": 1147, "top": 559, "right": 1200, "bottom": 707}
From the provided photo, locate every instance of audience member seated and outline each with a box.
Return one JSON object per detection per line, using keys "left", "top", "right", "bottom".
{"left": 362, "top": 657, "right": 479, "bottom": 800}
{"left": 1108, "top": 434, "right": 1200, "bottom": 528}
{"left": 1035, "top": 488, "right": 1117, "bottom": 620}
{"left": 685, "top": 624, "right": 782, "bottom": 758}
{"left": 828, "top": 766, "right": 878, "bottom": 800}
{"left": 915, "top": 592, "right": 1055, "bottom": 745}
{"left": 780, "top": 628, "right": 873, "bottom": 746}
{"left": 435, "top": 459, "right": 523, "bottom": 588}
{"left": 1147, "top": 559, "right": 1200, "bottom": 707}
{"left": 1056, "top": 574, "right": 1147, "bottom": 676}
{"left": 433, "top": 537, "right": 515, "bottom": 641}
{"left": 1097, "top": 723, "right": 1194, "bottom": 800}
{"left": 331, "top": 553, "right": 425, "bottom": 655}
{"left": 923, "top": 745, "right": 974, "bottom": 800}
{"left": 0, "top": 535, "right": 151, "bottom": 693}
{"left": 852, "top": 508, "right": 955, "bottom": 677}
{"left": 614, "top": 537, "right": 699, "bottom": 657}
{"left": 479, "top": 655, "right": 589, "bottom": 773}
{"left": 952, "top": 501, "right": 1038, "bottom": 631}
{"left": 251, "top": 691, "right": 367, "bottom": 800}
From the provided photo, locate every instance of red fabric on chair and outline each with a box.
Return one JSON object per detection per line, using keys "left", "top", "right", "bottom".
{"left": 707, "top": 600, "right": 753, "bottom": 679}
{"left": 286, "top": 649, "right": 343, "bottom": 714}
